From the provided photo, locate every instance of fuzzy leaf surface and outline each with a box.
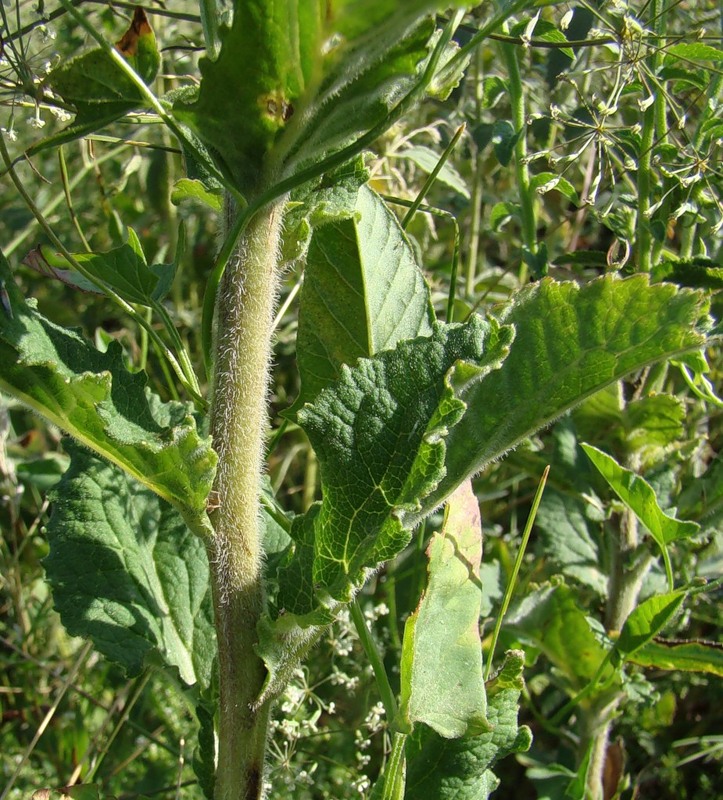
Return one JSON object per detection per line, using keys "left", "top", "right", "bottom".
{"left": 293, "top": 316, "right": 513, "bottom": 604}
{"left": 398, "top": 480, "right": 489, "bottom": 738}
{"left": 403, "top": 650, "right": 532, "bottom": 800}
{"left": 294, "top": 184, "right": 434, "bottom": 408}
{"left": 0, "top": 252, "right": 216, "bottom": 516}
{"left": 417, "top": 276, "right": 711, "bottom": 523}
{"left": 45, "top": 444, "right": 215, "bottom": 686}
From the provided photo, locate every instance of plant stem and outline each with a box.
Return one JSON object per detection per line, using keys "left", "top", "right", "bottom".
{"left": 351, "top": 598, "right": 398, "bottom": 722}
{"left": 499, "top": 38, "right": 538, "bottom": 283}
{"left": 636, "top": 0, "right": 663, "bottom": 273}
{"left": 208, "top": 197, "right": 285, "bottom": 800}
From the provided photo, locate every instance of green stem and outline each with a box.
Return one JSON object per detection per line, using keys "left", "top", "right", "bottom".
{"left": 401, "top": 123, "right": 465, "bottom": 229}
{"left": 499, "top": 38, "right": 538, "bottom": 283}
{"left": 351, "top": 598, "right": 398, "bottom": 723}
{"left": 636, "top": 0, "right": 664, "bottom": 273}
{"left": 208, "top": 197, "right": 285, "bottom": 800}
{"left": 484, "top": 466, "right": 549, "bottom": 680}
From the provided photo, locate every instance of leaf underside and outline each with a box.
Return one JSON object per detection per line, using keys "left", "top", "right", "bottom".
{"left": 0, "top": 252, "right": 216, "bottom": 516}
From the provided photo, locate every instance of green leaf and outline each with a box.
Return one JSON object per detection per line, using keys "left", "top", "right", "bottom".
{"left": 665, "top": 43, "right": 723, "bottom": 63}
{"left": 0, "top": 252, "right": 216, "bottom": 517}
{"left": 295, "top": 316, "right": 514, "bottom": 603}
{"left": 489, "top": 201, "right": 520, "bottom": 232}
{"left": 45, "top": 443, "right": 215, "bottom": 687}
{"left": 611, "top": 590, "right": 687, "bottom": 666}
{"left": 280, "top": 155, "right": 371, "bottom": 265}
{"left": 472, "top": 120, "right": 520, "bottom": 166}
{"left": 510, "top": 18, "right": 575, "bottom": 59}
{"left": 174, "top": 0, "right": 467, "bottom": 191}
{"left": 404, "top": 650, "right": 532, "bottom": 800}
{"left": 628, "top": 638, "right": 723, "bottom": 676}
{"left": 505, "top": 583, "right": 614, "bottom": 691}
{"left": 48, "top": 7, "right": 160, "bottom": 124}
{"left": 170, "top": 178, "right": 223, "bottom": 212}
{"left": 391, "top": 145, "right": 470, "bottom": 198}
{"left": 31, "top": 785, "right": 109, "bottom": 800}
{"left": 24, "top": 229, "right": 176, "bottom": 306}
{"left": 582, "top": 444, "right": 700, "bottom": 546}
{"left": 530, "top": 171, "right": 579, "bottom": 205}
{"left": 293, "top": 185, "right": 434, "bottom": 409}
{"left": 535, "top": 490, "right": 606, "bottom": 595}
{"left": 417, "top": 275, "right": 711, "bottom": 522}
{"left": 652, "top": 258, "right": 723, "bottom": 291}
{"left": 398, "top": 480, "right": 489, "bottom": 738}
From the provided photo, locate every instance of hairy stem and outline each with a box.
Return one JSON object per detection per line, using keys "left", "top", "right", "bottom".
{"left": 208, "top": 197, "right": 285, "bottom": 800}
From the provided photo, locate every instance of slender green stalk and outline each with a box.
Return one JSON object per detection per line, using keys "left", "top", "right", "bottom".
{"left": 484, "top": 466, "right": 549, "bottom": 680}
{"left": 351, "top": 598, "right": 398, "bottom": 723}
{"left": 499, "top": 37, "right": 538, "bottom": 283}
{"left": 208, "top": 197, "right": 286, "bottom": 800}
{"left": 465, "top": 45, "right": 484, "bottom": 298}
{"left": 401, "top": 123, "right": 465, "bottom": 228}
{"left": 380, "top": 732, "right": 408, "bottom": 800}
{"left": 58, "top": 146, "right": 92, "bottom": 251}
{"left": 635, "top": 0, "right": 664, "bottom": 273}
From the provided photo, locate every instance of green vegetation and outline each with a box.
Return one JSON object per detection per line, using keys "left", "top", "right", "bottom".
{"left": 0, "top": 2, "right": 720, "bottom": 800}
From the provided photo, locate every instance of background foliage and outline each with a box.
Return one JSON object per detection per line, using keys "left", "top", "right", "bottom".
{"left": 1, "top": 1, "right": 721, "bottom": 798}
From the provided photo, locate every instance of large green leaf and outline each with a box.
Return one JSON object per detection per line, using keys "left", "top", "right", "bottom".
{"left": 403, "top": 650, "right": 532, "bottom": 800}
{"left": 398, "top": 480, "right": 489, "bottom": 739}
{"left": 0, "top": 252, "right": 216, "bottom": 518}
{"left": 417, "top": 276, "right": 711, "bottom": 523}
{"left": 293, "top": 184, "right": 434, "bottom": 408}
{"left": 294, "top": 317, "right": 513, "bottom": 603}
{"left": 45, "top": 444, "right": 215, "bottom": 687}
{"left": 582, "top": 444, "right": 700, "bottom": 546}
{"left": 173, "top": 0, "right": 470, "bottom": 192}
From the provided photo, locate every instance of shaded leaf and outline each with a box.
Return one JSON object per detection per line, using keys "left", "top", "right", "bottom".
{"left": 45, "top": 443, "right": 215, "bottom": 687}
{"left": 505, "top": 583, "right": 615, "bottom": 691}
{"left": 535, "top": 490, "right": 606, "bottom": 595}
{"left": 582, "top": 444, "right": 700, "bottom": 546}
{"left": 611, "top": 590, "right": 687, "bottom": 666}
{"left": 48, "top": 7, "right": 160, "bottom": 124}
{"left": 24, "top": 229, "right": 176, "bottom": 305}
{"left": 629, "top": 638, "right": 723, "bottom": 676}
{"left": 391, "top": 145, "right": 470, "bottom": 198}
